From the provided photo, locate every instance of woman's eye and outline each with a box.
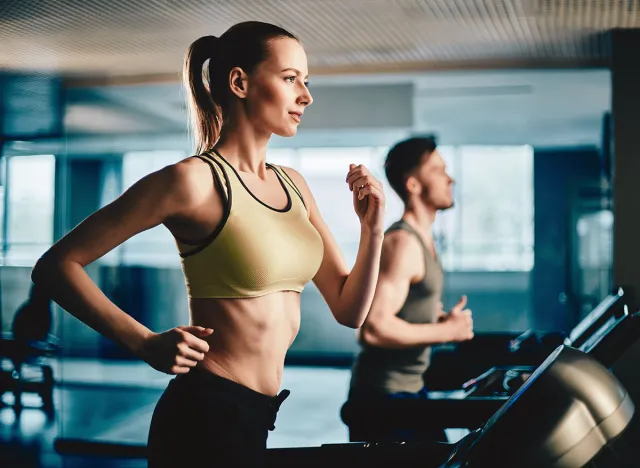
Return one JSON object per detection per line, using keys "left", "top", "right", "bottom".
{"left": 285, "top": 76, "right": 296, "bottom": 83}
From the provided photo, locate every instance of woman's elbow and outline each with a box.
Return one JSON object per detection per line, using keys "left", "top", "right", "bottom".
{"left": 31, "top": 252, "right": 62, "bottom": 286}
{"left": 333, "top": 307, "right": 368, "bottom": 329}
{"left": 31, "top": 257, "right": 48, "bottom": 285}
{"left": 337, "top": 316, "right": 365, "bottom": 329}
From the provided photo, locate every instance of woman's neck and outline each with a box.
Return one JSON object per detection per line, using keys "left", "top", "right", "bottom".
{"left": 215, "top": 114, "right": 271, "bottom": 175}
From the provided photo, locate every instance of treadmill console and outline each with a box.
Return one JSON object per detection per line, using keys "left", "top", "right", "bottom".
{"left": 465, "top": 288, "right": 628, "bottom": 398}
{"left": 445, "top": 346, "right": 634, "bottom": 468}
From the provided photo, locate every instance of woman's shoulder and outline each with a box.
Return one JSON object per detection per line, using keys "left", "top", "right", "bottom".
{"left": 147, "top": 156, "right": 221, "bottom": 210}
{"left": 274, "top": 165, "right": 309, "bottom": 190}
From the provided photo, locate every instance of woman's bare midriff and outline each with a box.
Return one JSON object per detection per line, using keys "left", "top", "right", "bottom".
{"left": 189, "top": 291, "right": 301, "bottom": 396}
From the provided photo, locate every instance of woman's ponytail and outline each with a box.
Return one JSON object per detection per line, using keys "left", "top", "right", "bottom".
{"left": 183, "top": 35, "right": 221, "bottom": 154}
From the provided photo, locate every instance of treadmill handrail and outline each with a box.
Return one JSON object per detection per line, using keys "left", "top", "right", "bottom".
{"left": 566, "top": 288, "right": 626, "bottom": 348}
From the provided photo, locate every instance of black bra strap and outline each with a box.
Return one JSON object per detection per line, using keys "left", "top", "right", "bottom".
{"left": 199, "top": 153, "right": 230, "bottom": 203}
{"left": 271, "top": 164, "right": 306, "bottom": 209}
{"left": 176, "top": 155, "right": 232, "bottom": 258}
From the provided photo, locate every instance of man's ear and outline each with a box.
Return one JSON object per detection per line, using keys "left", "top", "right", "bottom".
{"left": 228, "top": 67, "right": 248, "bottom": 99}
{"left": 405, "top": 175, "right": 421, "bottom": 197}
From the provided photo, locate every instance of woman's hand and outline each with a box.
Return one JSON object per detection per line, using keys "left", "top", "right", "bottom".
{"left": 138, "top": 325, "right": 213, "bottom": 374}
{"left": 346, "top": 164, "right": 385, "bottom": 235}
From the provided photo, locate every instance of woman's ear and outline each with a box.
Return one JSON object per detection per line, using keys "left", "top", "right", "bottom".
{"left": 228, "top": 67, "right": 248, "bottom": 99}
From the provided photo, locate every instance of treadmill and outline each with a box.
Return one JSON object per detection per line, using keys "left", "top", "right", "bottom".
{"left": 54, "top": 345, "right": 637, "bottom": 467}
{"left": 268, "top": 345, "right": 636, "bottom": 467}
{"left": 460, "top": 288, "right": 634, "bottom": 399}
{"left": 341, "top": 288, "right": 639, "bottom": 434}
{"left": 425, "top": 287, "right": 629, "bottom": 390}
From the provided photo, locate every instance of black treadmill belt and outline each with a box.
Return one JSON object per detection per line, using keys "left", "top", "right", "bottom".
{"left": 54, "top": 437, "right": 456, "bottom": 468}
{"left": 342, "top": 396, "right": 506, "bottom": 430}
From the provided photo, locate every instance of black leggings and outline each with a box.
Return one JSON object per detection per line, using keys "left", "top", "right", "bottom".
{"left": 147, "top": 368, "right": 289, "bottom": 468}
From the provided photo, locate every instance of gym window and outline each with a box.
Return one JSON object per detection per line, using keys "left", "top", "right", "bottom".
{"left": 4, "top": 155, "right": 55, "bottom": 266}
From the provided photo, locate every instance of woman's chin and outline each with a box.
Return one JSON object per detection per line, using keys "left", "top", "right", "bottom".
{"left": 273, "top": 126, "right": 298, "bottom": 138}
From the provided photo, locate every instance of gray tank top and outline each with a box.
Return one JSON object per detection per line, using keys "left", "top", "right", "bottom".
{"left": 349, "top": 219, "right": 444, "bottom": 395}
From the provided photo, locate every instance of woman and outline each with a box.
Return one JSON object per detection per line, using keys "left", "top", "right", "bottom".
{"left": 31, "top": 21, "right": 385, "bottom": 467}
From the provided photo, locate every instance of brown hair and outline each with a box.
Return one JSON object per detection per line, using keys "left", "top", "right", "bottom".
{"left": 183, "top": 21, "right": 298, "bottom": 154}
{"left": 384, "top": 136, "right": 437, "bottom": 203}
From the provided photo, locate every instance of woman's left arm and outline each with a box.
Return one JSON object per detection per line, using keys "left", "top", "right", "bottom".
{"left": 281, "top": 164, "right": 385, "bottom": 328}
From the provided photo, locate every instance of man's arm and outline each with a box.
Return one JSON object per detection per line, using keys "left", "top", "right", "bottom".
{"left": 360, "top": 230, "right": 472, "bottom": 349}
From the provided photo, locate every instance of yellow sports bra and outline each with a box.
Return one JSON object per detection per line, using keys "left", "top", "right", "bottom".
{"left": 175, "top": 150, "right": 324, "bottom": 299}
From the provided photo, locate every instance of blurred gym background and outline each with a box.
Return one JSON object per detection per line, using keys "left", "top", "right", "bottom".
{"left": 2, "top": 1, "right": 640, "bottom": 467}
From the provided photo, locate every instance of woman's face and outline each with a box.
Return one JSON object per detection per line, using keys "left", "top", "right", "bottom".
{"left": 243, "top": 37, "right": 313, "bottom": 137}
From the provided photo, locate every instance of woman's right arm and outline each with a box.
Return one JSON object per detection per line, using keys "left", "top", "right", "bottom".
{"left": 31, "top": 159, "right": 211, "bottom": 373}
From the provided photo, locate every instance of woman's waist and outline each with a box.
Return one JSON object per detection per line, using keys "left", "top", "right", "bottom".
{"left": 188, "top": 295, "right": 300, "bottom": 394}
{"left": 196, "top": 341, "right": 288, "bottom": 395}
{"left": 170, "top": 366, "right": 290, "bottom": 416}
{"left": 191, "top": 298, "right": 300, "bottom": 348}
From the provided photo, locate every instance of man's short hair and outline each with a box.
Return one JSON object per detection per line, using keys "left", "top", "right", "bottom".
{"left": 384, "top": 135, "right": 437, "bottom": 203}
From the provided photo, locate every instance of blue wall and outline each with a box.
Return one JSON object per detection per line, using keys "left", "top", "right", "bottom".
{"left": 532, "top": 147, "right": 602, "bottom": 331}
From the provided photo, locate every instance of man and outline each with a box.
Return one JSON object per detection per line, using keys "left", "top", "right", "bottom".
{"left": 346, "top": 136, "right": 474, "bottom": 442}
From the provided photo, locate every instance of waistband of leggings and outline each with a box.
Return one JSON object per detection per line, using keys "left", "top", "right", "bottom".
{"left": 176, "top": 367, "right": 291, "bottom": 409}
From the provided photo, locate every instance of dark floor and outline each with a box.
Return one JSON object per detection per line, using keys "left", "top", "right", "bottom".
{"left": 0, "top": 359, "right": 356, "bottom": 468}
